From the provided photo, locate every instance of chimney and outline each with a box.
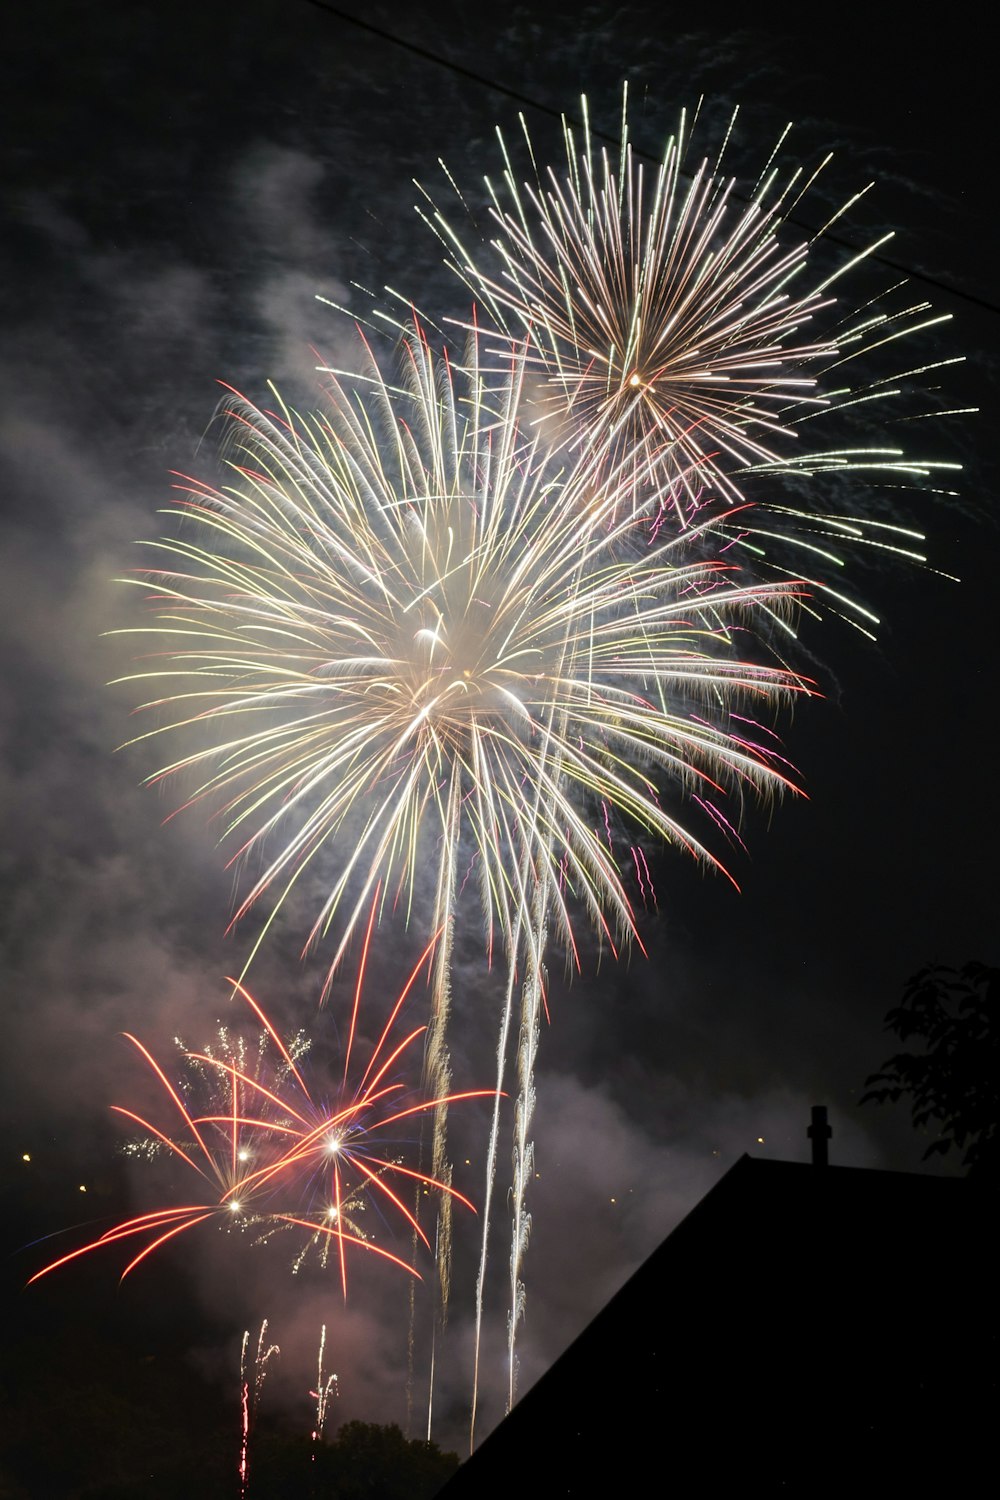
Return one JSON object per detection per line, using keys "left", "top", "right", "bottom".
{"left": 808, "top": 1104, "right": 832, "bottom": 1167}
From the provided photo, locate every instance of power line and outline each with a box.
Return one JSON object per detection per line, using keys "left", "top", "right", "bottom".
{"left": 302, "top": 0, "right": 997, "bottom": 318}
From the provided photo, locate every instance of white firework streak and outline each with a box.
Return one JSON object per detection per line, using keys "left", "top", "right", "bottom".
{"left": 508, "top": 871, "right": 548, "bottom": 1415}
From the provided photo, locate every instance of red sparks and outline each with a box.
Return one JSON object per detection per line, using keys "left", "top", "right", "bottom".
{"left": 29, "top": 948, "right": 490, "bottom": 1294}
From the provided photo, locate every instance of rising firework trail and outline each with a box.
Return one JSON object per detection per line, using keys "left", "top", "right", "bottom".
{"left": 311, "top": 1325, "right": 339, "bottom": 1450}
{"left": 239, "top": 1319, "right": 279, "bottom": 1499}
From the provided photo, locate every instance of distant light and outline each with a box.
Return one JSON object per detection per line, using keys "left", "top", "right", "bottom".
{"left": 79, "top": 1185, "right": 87, "bottom": 1193}
{"left": 610, "top": 1197, "right": 616, "bottom": 1204}
{"left": 757, "top": 1137, "right": 764, "bottom": 1144}
{"left": 327, "top": 1206, "right": 338, "bottom": 1221}
{"left": 325, "top": 1136, "right": 342, "bottom": 1155}
{"left": 237, "top": 1149, "right": 250, "bottom": 1162}
{"left": 229, "top": 1201, "right": 241, "bottom": 1213}
{"left": 22, "top": 1153, "right": 31, "bottom": 1163}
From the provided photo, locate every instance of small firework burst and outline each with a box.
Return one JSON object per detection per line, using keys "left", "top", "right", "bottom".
{"left": 28, "top": 932, "right": 484, "bottom": 1297}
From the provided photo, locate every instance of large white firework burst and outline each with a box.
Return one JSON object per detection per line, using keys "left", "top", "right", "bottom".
{"left": 118, "top": 319, "right": 810, "bottom": 979}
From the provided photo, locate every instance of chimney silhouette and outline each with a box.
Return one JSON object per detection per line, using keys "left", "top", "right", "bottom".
{"left": 808, "top": 1105, "right": 832, "bottom": 1167}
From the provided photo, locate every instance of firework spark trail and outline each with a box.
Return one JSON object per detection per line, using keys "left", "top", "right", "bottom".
{"left": 239, "top": 1319, "right": 279, "bottom": 1499}
{"left": 472, "top": 711, "right": 561, "bottom": 1444}
{"left": 508, "top": 871, "right": 548, "bottom": 1414}
{"left": 311, "top": 1324, "right": 339, "bottom": 1449}
{"left": 422, "top": 772, "right": 459, "bottom": 1439}
{"left": 418, "top": 88, "right": 961, "bottom": 637}
{"left": 469, "top": 905, "right": 523, "bottom": 1448}
{"left": 491, "top": 538, "right": 591, "bottom": 1431}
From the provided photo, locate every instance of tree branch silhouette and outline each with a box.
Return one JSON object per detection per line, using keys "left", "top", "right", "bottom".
{"left": 862, "top": 961, "right": 998, "bottom": 1178}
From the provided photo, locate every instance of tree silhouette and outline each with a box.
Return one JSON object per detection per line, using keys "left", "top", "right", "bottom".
{"left": 249, "top": 1420, "right": 459, "bottom": 1499}
{"left": 862, "top": 961, "right": 998, "bottom": 1178}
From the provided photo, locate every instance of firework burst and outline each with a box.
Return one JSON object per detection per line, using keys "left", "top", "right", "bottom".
{"left": 28, "top": 936, "right": 483, "bottom": 1296}
{"left": 419, "top": 89, "right": 961, "bottom": 633}
{"left": 117, "top": 317, "right": 811, "bottom": 978}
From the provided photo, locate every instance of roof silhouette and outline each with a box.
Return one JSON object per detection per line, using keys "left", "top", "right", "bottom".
{"left": 442, "top": 1139, "right": 996, "bottom": 1495}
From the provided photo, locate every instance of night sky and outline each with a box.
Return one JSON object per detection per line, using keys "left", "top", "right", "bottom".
{"left": 2, "top": 2, "right": 996, "bottom": 1488}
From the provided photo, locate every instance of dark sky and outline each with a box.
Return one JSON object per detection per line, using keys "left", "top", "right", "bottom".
{"left": 2, "top": 0, "right": 996, "bottom": 1483}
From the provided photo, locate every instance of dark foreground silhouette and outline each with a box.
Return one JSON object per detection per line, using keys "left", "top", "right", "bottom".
{"left": 440, "top": 1141, "right": 997, "bottom": 1497}
{"left": 248, "top": 1420, "right": 458, "bottom": 1500}
{"left": 863, "top": 960, "right": 998, "bottom": 1176}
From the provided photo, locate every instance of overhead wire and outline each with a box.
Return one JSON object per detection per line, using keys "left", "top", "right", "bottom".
{"left": 302, "top": 0, "right": 997, "bottom": 318}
